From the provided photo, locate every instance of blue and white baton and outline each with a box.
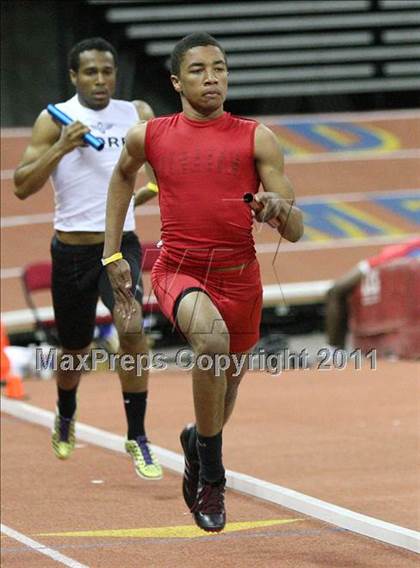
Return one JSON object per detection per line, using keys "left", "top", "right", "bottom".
{"left": 47, "top": 104, "right": 105, "bottom": 151}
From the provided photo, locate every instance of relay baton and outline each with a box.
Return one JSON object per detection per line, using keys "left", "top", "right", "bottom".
{"left": 243, "top": 192, "right": 279, "bottom": 228}
{"left": 47, "top": 104, "right": 105, "bottom": 151}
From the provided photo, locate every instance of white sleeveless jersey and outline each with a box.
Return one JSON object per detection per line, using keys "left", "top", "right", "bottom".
{"left": 51, "top": 95, "right": 138, "bottom": 231}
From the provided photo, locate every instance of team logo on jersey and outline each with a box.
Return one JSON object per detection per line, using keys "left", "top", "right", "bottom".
{"left": 89, "top": 121, "right": 114, "bottom": 134}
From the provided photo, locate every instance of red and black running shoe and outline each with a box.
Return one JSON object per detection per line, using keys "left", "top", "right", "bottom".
{"left": 191, "top": 477, "right": 226, "bottom": 533}
{"left": 180, "top": 424, "right": 200, "bottom": 509}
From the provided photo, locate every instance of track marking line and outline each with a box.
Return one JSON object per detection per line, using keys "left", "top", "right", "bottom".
{"left": 0, "top": 523, "right": 89, "bottom": 568}
{"left": 1, "top": 169, "right": 15, "bottom": 180}
{"left": 1, "top": 149, "right": 419, "bottom": 185}
{"left": 1, "top": 236, "right": 419, "bottom": 323}
{"left": 0, "top": 277, "right": 329, "bottom": 329}
{"left": 2, "top": 110, "right": 419, "bottom": 141}
{"left": 1, "top": 212, "right": 54, "bottom": 228}
{"left": 1, "top": 128, "right": 32, "bottom": 137}
{"left": 2, "top": 399, "right": 419, "bottom": 553}
{"left": 2, "top": 234, "right": 418, "bottom": 285}
{"left": 1, "top": 267, "right": 22, "bottom": 279}
{"left": 37, "top": 519, "right": 303, "bottom": 539}
{"left": 298, "top": 188, "right": 420, "bottom": 204}
{"left": 286, "top": 148, "right": 420, "bottom": 164}
{"left": 255, "top": 233, "right": 420, "bottom": 254}
{"left": 1, "top": 526, "right": 346, "bottom": 550}
{"left": 2, "top": 189, "right": 418, "bottom": 229}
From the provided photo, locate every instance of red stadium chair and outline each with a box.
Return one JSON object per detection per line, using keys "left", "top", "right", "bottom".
{"left": 21, "top": 261, "right": 58, "bottom": 344}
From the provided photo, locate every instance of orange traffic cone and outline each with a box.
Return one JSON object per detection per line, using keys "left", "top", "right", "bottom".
{"left": 5, "top": 373, "right": 25, "bottom": 399}
{"left": 1, "top": 323, "right": 25, "bottom": 399}
{"left": 1, "top": 322, "right": 11, "bottom": 381}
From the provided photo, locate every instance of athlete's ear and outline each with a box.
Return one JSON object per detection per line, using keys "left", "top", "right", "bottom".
{"left": 69, "top": 69, "right": 77, "bottom": 87}
{"left": 170, "top": 74, "right": 182, "bottom": 94}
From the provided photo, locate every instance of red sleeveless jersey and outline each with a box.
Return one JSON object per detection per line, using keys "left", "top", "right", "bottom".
{"left": 144, "top": 112, "right": 260, "bottom": 267}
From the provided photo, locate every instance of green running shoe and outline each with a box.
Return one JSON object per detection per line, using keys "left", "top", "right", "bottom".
{"left": 125, "top": 436, "right": 163, "bottom": 480}
{"left": 51, "top": 409, "right": 76, "bottom": 460}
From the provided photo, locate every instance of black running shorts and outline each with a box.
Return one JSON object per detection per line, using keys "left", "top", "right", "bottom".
{"left": 50, "top": 231, "right": 143, "bottom": 350}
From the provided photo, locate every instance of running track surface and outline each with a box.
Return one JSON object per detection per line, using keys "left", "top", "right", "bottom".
{"left": 1, "top": 111, "right": 419, "bottom": 566}
{"left": 2, "top": 366, "right": 419, "bottom": 567}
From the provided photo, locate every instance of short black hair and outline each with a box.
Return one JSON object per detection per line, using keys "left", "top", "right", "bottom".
{"left": 68, "top": 37, "right": 118, "bottom": 71}
{"left": 170, "top": 33, "right": 226, "bottom": 75}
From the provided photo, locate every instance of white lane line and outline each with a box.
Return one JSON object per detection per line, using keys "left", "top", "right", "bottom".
{"left": 298, "top": 187, "right": 420, "bottom": 204}
{"left": 1, "top": 234, "right": 418, "bottom": 283}
{"left": 1, "top": 149, "right": 419, "bottom": 185}
{"left": 1, "top": 212, "right": 54, "bottom": 228}
{"left": 255, "top": 233, "right": 420, "bottom": 254}
{"left": 1, "top": 267, "right": 22, "bottom": 279}
{"left": 0, "top": 279, "right": 332, "bottom": 328}
{"left": 1, "top": 188, "right": 418, "bottom": 229}
{"left": 1, "top": 128, "right": 32, "bottom": 137}
{"left": 0, "top": 523, "right": 89, "bottom": 568}
{"left": 286, "top": 148, "right": 420, "bottom": 164}
{"left": 1, "top": 399, "right": 419, "bottom": 553}
{"left": 1, "top": 169, "right": 14, "bottom": 180}
{"left": 2, "top": 110, "right": 419, "bottom": 140}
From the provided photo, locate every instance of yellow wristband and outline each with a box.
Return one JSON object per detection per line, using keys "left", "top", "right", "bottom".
{"left": 146, "top": 182, "right": 159, "bottom": 193}
{"left": 101, "top": 252, "right": 123, "bottom": 266}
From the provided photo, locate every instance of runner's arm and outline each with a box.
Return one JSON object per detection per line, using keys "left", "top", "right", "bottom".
{"left": 14, "top": 111, "right": 89, "bottom": 199}
{"left": 132, "top": 99, "right": 158, "bottom": 206}
{"left": 254, "top": 123, "right": 304, "bottom": 242}
{"left": 104, "top": 122, "right": 147, "bottom": 258}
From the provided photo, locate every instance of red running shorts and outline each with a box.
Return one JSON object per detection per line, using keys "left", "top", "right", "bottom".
{"left": 151, "top": 256, "right": 263, "bottom": 353}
